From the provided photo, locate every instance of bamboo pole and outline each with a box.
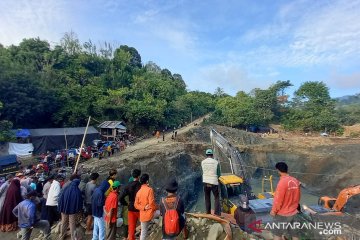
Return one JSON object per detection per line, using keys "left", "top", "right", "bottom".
{"left": 73, "top": 116, "right": 91, "bottom": 174}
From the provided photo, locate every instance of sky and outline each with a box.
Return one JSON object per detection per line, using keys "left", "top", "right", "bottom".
{"left": 1, "top": 0, "right": 360, "bottom": 98}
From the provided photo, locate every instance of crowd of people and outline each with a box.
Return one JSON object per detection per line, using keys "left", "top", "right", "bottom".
{"left": 0, "top": 166, "right": 187, "bottom": 240}
{"left": 0, "top": 145, "right": 302, "bottom": 240}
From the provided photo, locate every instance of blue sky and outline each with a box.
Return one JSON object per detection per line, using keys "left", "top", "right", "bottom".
{"left": 1, "top": 0, "right": 360, "bottom": 98}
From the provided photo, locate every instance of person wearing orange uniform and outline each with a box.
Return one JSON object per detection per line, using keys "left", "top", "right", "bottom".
{"left": 134, "top": 174, "right": 158, "bottom": 240}
{"left": 270, "top": 162, "right": 301, "bottom": 240}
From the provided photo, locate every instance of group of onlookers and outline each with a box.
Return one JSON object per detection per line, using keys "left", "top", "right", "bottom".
{"left": 0, "top": 167, "right": 187, "bottom": 240}
{"left": 0, "top": 146, "right": 302, "bottom": 240}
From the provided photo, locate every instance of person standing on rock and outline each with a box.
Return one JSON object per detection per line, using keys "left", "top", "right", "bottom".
{"left": 270, "top": 162, "right": 301, "bottom": 240}
{"left": 92, "top": 180, "right": 110, "bottom": 240}
{"left": 119, "top": 169, "right": 142, "bottom": 240}
{"left": 85, "top": 172, "right": 100, "bottom": 235}
{"left": 201, "top": 149, "right": 221, "bottom": 216}
{"left": 160, "top": 178, "right": 187, "bottom": 240}
{"left": 104, "top": 181, "right": 121, "bottom": 240}
{"left": 134, "top": 174, "right": 159, "bottom": 240}
{"left": 12, "top": 191, "right": 50, "bottom": 240}
{"left": 105, "top": 169, "right": 118, "bottom": 197}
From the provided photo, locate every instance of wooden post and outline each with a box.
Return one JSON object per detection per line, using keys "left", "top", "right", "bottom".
{"left": 73, "top": 116, "right": 91, "bottom": 174}
{"left": 64, "top": 129, "right": 68, "bottom": 150}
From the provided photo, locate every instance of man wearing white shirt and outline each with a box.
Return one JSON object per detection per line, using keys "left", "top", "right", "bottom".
{"left": 46, "top": 175, "right": 61, "bottom": 226}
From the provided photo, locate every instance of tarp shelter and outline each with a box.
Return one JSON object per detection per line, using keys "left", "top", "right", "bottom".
{"left": 29, "top": 126, "right": 99, "bottom": 154}
{"left": 0, "top": 155, "right": 19, "bottom": 176}
{"left": 8, "top": 143, "right": 34, "bottom": 157}
{"left": 15, "top": 129, "right": 31, "bottom": 138}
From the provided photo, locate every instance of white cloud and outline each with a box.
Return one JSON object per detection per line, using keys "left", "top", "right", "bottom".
{"left": 235, "top": 0, "right": 360, "bottom": 68}
{"left": 0, "top": 0, "right": 69, "bottom": 46}
{"left": 191, "top": 63, "right": 273, "bottom": 95}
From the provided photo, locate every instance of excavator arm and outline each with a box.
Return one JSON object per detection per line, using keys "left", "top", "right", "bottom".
{"left": 332, "top": 185, "right": 360, "bottom": 212}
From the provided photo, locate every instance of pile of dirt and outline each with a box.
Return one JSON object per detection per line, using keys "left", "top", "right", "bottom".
{"left": 343, "top": 124, "right": 360, "bottom": 137}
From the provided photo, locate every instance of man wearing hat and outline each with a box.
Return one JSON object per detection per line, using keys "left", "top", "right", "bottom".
{"left": 160, "top": 178, "right": 187, "bottom": 240}
{"left": 12, "top": 191, "right": 50, "bottom": 240}
{"left": 201, "top": 149, "right": 221, "bottom": 216}
{"left": 234, "top": 194, "right": 256, "bottom": 233}
{"left": 104, "top": 180, "right": 121, "bottom": 240}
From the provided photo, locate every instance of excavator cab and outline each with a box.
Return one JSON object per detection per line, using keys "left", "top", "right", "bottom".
{"left": 258, "top": 175, "right": 274, "bottom": 199}
{"left": 219, "top": 174, "right": 245, "bottom": 215}
{"left": 318, "top": 196, "right": 336, "bottom": 209}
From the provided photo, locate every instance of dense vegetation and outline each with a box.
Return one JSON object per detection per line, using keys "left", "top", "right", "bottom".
{"left": 335, "top": 94, "right": 360, "bottom": 126}
{"left": 211, "top": 81, "right": 343, "bottom": 133}
{"left": 0, "top": 33, "right": 214, "bottom": 136}
{"left": 0, "top": 33, "right": 359, "bottom": 140}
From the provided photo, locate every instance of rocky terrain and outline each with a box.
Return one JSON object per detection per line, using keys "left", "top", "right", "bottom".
{"left": 3, "top": 118, "right": 359, "bottom": 240}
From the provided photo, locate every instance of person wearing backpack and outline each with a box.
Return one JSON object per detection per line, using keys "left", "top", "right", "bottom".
{"left": 160, "top": 178, "right": 187, "bottom": 240}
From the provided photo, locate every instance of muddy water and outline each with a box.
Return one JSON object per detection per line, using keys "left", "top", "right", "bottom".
{"left": 191, "top": 177, "right": 319, "bottom": 212}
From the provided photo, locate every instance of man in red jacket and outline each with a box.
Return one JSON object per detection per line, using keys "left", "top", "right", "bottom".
{"left": 270, "top": 162, "right": 301, "bottom": 240}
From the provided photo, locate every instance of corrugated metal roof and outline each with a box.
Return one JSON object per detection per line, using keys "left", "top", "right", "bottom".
{"left": 98, "top": 121, "right": 126, "bottom": 129}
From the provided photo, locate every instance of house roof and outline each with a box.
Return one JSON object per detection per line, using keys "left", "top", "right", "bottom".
{"left": 98, "top": 121, "right": 126, "bottom": 130}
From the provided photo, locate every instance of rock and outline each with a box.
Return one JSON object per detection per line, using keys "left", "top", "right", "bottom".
{"left": 52, "top": 222, "right": 61, "bottom": 234}
{"left": 200, "top": 218, "right": 207, "bottom": 226}
{"left": 191, "top": 218, "right": 201, "bottom": 225}
{"left": 207, "top": 223, "right": 223, "bottom": 240}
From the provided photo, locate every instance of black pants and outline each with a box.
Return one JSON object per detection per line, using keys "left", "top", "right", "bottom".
{"left": 47, "top": 205, "right": 60, "bottom": 226}
{"left": 203, "top": 183, "right": 221, "bottom": 216}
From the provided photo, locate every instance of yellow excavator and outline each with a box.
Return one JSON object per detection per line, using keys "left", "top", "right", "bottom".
{"left": 219, "top": 174, "right": 245, "bottom": 215}
{"left": 257, "top": 175, "right": 274, "bottom": 199}
{"left": 219, "top": 174, "right": 274, "bottom": 225}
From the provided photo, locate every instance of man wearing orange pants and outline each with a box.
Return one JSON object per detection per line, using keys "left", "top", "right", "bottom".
{"left": 119, "top": 169, "right": 142, "bottom": 240}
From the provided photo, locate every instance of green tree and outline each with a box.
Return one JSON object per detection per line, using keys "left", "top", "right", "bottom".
{"left": 283, "top": 81, "right": 340, "bottom": 132}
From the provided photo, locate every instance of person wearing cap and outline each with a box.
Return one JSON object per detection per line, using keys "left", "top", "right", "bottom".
{"left": 0, "top": 174, "right": 14, "bottom": 211}
{"left": 12, "top": 191, "right": 50, "bottom": 240}
{"left": 160, "top": 178, "right": 187, "bottom": 240}
{"left": 234, "top": 194, "right": 256, "bottom": 233}
{"left": 92, "top": 180, "right": 110, "bottom": 240}
{"left": 201, "top": 148, "right": 221, "bottom": 216}
{"left": 104, "top": 180, "right": 121, "bottom": 240}
{"left": 85, "top": 172, "right": 99, "bottom": 235}
{"left": 46, "top": 174, "right": 61, "bottom": 226}
{"left": 119, "top": 169, "right": 142, "bottom": 240}
{"left": 134, "top": 174, "right": 159, "bottom": 240}
{"left": 58, "top": 178, "right": 83, "bottom": 240}
{"left": 105, "top": 169, "right": 118, "bottom": 197}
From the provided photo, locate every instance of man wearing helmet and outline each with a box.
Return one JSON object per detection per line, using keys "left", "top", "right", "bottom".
{"left": 201, "top": 149, "right": 221, "bottom": 216}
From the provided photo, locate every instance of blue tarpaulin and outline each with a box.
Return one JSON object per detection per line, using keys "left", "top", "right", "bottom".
{"left": 15, "top": 129, "right": 31, "bottom": 138}
{"left": 0, "top": 154, "right": 17, "bottom": 167}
